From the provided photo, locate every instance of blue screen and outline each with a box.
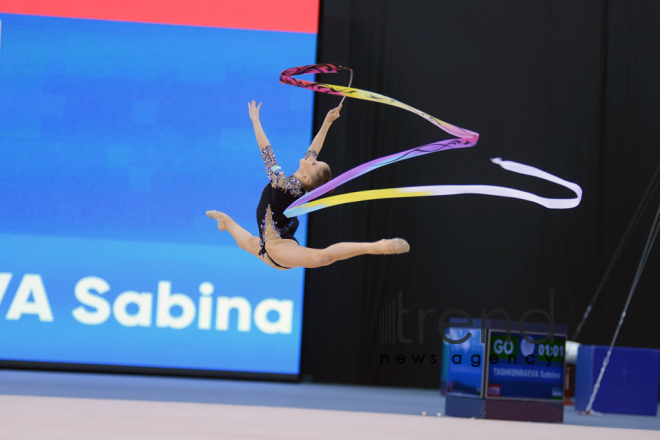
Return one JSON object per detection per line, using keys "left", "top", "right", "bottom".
{"left": 444, "top": 328, "right": 485, "bottom": 398}
{"left": 0, "top": 13, "right": 317, "bottom": 375}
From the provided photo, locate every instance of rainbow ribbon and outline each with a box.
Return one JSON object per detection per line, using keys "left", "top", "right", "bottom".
{"left": 280, "top": 64, "right": 582, "bottom": 217}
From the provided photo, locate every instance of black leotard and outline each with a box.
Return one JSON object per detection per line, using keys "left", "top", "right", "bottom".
{"left": 256, "top": 145, "right": 315, "bottom": 269}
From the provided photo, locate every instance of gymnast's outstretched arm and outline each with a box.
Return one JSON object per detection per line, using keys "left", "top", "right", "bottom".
{"left": 248, "top": 100, "right": 288, "bottom": 187}
{"left": 248, "top": 100, "right": 270, "bottom": 150}
{"left": 306, "top": 104, "right": 341, "bottom": 157}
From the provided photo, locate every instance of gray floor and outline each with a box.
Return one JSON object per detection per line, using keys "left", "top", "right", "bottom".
{"left": 1, "top": 369, "right": 659, "bottom": 431}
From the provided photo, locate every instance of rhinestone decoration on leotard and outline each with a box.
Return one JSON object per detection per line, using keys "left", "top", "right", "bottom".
{"left": 261, "top": 145, "right": 304, "bottom": 196}
{"left": 258, "top": 205, "right": 281, "bottom": 256}
{"left": 304, "top": 149, "right": 318, "bottom": 160}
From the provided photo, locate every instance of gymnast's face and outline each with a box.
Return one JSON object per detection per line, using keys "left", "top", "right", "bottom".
{"left": 299, "top": 155, "right": 323, "bottom": 176}
{"left": 298, "top": 155, "right": 328, "bottom": 187}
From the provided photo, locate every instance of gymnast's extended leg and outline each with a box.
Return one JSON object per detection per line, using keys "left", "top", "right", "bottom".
{"left": 207, "top": 210, "right": 408, "bottom": 269}
{"left": 206, "top": 211, "right": 259, "bottom": 253}
{"left": 206, "top": 210, "right": 285, "bottom": 270}
{"left": 254, "top": 206, "right": 409, "bottom": 268}
{"left": 264, "top": 237, "right": 408, "bottom": 269}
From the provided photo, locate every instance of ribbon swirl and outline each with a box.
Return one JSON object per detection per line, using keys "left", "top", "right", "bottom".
{"left": 279, "top": 64, "right": 582, "bottom": 217}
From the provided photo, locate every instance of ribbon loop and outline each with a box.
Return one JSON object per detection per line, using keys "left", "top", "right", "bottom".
{"left": 279, "top": 63, "right": 582, "bottom": 217}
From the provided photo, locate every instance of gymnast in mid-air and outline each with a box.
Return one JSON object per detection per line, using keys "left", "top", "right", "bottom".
{"left": 206, "top": 100, "right": 409, "bottom": 270}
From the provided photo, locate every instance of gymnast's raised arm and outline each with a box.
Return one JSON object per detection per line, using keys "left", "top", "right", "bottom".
{"left": 248, "top": 100, "right": 288, "bottom": 187}
{"left": 248, "top": 100, "right": 270, "bottom": 150}
{"left": 306, "top": 104, "right": 341, "bottom": 157}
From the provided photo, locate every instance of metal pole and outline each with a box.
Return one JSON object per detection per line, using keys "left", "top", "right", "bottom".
{"left": 583, "top": 197, "right": 660, "bottom": 414}
{"left": 572, "top": 161, "right": 660, "bottom": 341}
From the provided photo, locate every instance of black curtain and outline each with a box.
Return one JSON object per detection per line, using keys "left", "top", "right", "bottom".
{"left": 301, "top": 0, "right": 660, "bottom": 388}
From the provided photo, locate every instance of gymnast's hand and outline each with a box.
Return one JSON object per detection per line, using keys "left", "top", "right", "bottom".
{"left": 248, "top": 100, "right": 262, "bottom": 121}
{"left": 324, "top": 104, "right": 342, "bottom": 125}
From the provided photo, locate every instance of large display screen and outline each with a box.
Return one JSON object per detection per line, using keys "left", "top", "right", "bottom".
{"left": 485, "top": 330, "right": 565, "bottom": 401}
{"left": 0, "top": 1, "right": 319, "bottom": 377}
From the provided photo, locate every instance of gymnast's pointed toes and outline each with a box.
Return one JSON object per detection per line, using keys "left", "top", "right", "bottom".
{"left": 393, "top": 238, "right": 410, "bottom": 254}
{"left": 206, "top": 211, "right": 228, "bottom": 231}
{"left": 376, "top": 238, "right": 410, "bottom": 255}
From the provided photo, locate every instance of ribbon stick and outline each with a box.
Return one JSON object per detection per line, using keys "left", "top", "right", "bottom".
{"left": 279, "top": 64, "right": 582, "bottom": 217}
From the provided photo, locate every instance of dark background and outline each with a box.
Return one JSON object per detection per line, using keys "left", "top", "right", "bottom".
{"left": 301, "top": 0, "right": 660, "bottom": 388}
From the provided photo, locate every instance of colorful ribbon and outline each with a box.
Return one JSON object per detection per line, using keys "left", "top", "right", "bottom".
{"left": 279, "top": 64, "right": 582, "bottom": 217}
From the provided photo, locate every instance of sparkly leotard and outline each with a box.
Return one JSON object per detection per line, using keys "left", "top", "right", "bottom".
{"left": 256, "top": 146, "right": 316, "bottom": 269}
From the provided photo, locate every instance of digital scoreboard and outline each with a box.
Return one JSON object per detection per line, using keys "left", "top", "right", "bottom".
{"left": 444, "top": 326, "right": 566, "bottom": 402}
{"left": 485, "top": 331, "right": 565, "bottom": 401}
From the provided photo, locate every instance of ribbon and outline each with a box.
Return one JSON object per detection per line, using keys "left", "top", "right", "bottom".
{"left": 279, "top": 64, "right": 582, "bottom": 217}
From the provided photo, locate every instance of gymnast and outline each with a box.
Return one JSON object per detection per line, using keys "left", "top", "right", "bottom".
{"left": 206, "top": 100, "right": 410, "bottom": 270}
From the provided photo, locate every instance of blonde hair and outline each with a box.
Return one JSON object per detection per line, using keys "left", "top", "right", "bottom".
{"left": 304, "top": 163, "right": 333, "bottom": 192}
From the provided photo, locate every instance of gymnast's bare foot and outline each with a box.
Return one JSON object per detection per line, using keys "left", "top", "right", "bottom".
{"left": 206, "top": 210, "right": 228, "bottom": 231}
{"left": 375, "top": 238, "right": 410, "bottom": 255}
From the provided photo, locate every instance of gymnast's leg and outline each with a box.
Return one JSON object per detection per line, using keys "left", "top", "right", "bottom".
{"left": 206, "top": 210, "right": 288, "bottom": 271}
{"left": 206, "top": 210, "right": 259, "bottom": 253}
{"left": 206, "top": 210, "right": 409, "bottom": 269}
{"left": 265, "top": 233, "right": 409, "bottom": 269}
{"left": 255, "top": 204, "right": 409, "bottom": 268}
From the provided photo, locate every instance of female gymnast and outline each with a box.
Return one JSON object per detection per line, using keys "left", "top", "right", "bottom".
{"left": 206, "top": 100, "right": 409, "bottom": 270}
